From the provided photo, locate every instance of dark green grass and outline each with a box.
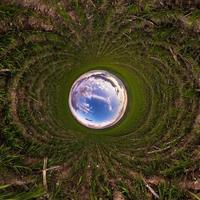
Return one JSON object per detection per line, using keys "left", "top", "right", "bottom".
{"left": 0, "top": 1, "right": 199, "bottom": 199}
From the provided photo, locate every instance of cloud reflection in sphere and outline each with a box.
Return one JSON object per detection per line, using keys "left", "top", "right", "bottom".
{"left": 68, "top": 70, "right": 128, "bottom": 129}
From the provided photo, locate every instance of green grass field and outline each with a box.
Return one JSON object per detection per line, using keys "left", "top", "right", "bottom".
{"left": 0, "top": 0, "right": 200, "bottom": 199}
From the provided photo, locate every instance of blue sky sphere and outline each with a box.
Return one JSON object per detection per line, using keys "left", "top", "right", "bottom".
{"left": 68, "top": 70, "right": 128, "bottom": 129}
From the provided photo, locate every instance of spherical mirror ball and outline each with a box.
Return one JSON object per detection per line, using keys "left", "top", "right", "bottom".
{"left": 68, "top": 70, "right": 128, "bottom": 129}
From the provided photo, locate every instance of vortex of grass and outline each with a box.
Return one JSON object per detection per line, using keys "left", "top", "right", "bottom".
{"left": 0, "top": 1, "right": 200, "bottom": 199}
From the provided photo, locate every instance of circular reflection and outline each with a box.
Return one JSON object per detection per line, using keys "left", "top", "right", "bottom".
{"left": 68, "top": 70, "right": 128, "bottom": 129}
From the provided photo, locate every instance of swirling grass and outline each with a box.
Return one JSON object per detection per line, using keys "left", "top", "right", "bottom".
{"left": 0, "top": 1, "right": 200, "bottom": 199}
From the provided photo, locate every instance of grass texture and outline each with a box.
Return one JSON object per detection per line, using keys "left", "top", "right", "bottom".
{"left": 0, "top": 0, "right": 200, "bottom": 199}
